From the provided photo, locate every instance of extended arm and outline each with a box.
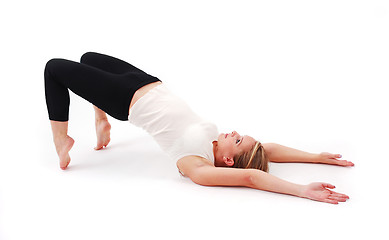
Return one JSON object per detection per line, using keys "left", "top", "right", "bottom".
{"left": 177, "top": 156, "right": 349, "bottom": 204}
{"left": 262, "top": 143, "right": 354, "bottom": 166}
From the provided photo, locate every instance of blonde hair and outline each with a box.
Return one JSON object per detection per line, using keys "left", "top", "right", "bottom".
{"left": 232, "top": 141, "right": 269, "bottom": 172}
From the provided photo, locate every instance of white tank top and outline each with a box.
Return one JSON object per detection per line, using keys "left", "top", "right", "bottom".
{"left": 128, "top": 84, "right": 219, "bottom": 164}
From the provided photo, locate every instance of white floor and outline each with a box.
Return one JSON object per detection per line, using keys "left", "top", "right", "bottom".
{"left": 1, "top": 1, "right": 388, "bottom": 239}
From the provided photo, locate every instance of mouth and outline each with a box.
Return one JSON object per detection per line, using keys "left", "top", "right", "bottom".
{"left": 225, "top": 133, "right": 228, "bottom": 138}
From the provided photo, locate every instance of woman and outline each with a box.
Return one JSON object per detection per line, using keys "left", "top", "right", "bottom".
{"left": 44, "top": 52, "right": 354, "bottom": 204}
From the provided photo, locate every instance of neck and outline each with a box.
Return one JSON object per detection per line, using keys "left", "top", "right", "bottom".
{"left": 212, "top": 141, "right": 217, "bottom": 153}
{"left": 212, "top": 141, "right": 219, "bottom": 165}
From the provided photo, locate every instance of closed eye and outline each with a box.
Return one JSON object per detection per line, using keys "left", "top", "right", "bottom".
{"left": 236, "top": 138, "right": 242, "bottom": 144}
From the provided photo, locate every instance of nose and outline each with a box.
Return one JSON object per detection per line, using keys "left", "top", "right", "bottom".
{"left": 231, "top": 131, "right": 240, "bottom": 138}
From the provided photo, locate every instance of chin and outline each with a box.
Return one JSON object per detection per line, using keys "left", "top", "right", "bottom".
{"left": 218, "top": 133, "right": 225, "bottom": 141}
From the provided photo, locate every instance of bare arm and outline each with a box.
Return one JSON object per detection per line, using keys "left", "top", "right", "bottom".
{"left": 262, "top": 143, "right": 354, "bottom": 166}
{"left": 177, "top": 156, "right": 349, "bottom": 204}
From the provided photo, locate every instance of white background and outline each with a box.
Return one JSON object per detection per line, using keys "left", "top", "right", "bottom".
{"left": 1, "top": 0, "right": 388, "bottom": 239}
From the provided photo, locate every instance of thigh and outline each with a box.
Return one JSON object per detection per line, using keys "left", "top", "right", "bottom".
{"left": 80, "top": 52, "right": 146, "bottom": 74}
{"left": 45, "top": 58, "right": 160, "bottom": 120}
{"left": 46, "top": 58, "right": 133, "bottom": 120}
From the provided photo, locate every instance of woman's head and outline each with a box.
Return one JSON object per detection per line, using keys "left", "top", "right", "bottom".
{"left": 232, "top": 141, "right": 269, "bottom": 172}
{"left": 213, "top": 131, "right": 269, "bottom": 172}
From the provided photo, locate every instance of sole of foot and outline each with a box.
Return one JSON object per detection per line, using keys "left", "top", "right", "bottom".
{"left": 58, "top": 136, "right": 75, "bottom": 170}
{"left": 94, "top": 120, "right": 111, "bottom": 150}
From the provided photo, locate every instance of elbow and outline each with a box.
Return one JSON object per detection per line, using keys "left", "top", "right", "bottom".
{"left": 189, "top": 171, "right": 211, "bottom": 186}
{"left": 245, "top": 170, "right": 256, "bottom": 188}
{"left": 245, "top": 169, "right": 267, "bottom": 189}
{"left": 191, "top": 176, "right": 212, "bottom": 186}
{"left": 192, "top": 179, "right": 208, "bottom": 186}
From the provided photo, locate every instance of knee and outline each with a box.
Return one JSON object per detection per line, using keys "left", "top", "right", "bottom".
{"left": 80, "top": 52, "right": 97, "bottom": 63}
{"left": 44, "top": 58, "right": 67, "bottom": 80}
{"left": 44, "top": 58, "right": 60, "bottom": 76}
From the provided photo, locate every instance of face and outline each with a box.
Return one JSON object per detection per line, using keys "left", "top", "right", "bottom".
{"left": 214, "top": 131, "right": 256, "bottom": 166}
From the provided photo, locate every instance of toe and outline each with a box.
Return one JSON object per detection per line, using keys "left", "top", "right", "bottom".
{"left": 60, "top": 161, "right": 69, "bottom": 170}
{"left": 95, "top": 140, "right": 104, "bottom": 150}
{"left": 60, "top": 156, "right": 70, "bottom": 170}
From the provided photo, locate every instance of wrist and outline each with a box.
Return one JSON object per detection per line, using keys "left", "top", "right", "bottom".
{"left": 311, "top": 153, "right": 323, "bottom": 163}
{"left": 296, "top": 184, "right": 307, "bottom": 198}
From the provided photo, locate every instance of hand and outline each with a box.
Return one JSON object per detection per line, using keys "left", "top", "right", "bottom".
{"left": 301, "top": 182, "right": 349, "bottom": 204}
{"left": 319, "top": 152, "right": 354, "bottom": 167}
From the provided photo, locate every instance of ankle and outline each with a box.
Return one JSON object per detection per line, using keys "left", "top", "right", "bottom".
{"left": 53, "top": 134, "right": 68, "bottom": 143}
{"left": 95, "top": 117, "right": 108, "bottom": 123}
{"left": 53, "top": 135, "right": 67, "bottom": 152}
{"left": 95, "top": 119, "right": 111, "bottom": 134}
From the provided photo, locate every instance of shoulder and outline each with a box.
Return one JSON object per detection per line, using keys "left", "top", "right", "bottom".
{"left": 176, "top": 155, "right": 218, "bottom": 185}
{"left": 176, "top": 155, "right": 214, "bottom": 177}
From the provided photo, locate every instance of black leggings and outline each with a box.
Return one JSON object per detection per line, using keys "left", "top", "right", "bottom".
{"left": 44, "top": 52, "right": 161, "bottom": 121}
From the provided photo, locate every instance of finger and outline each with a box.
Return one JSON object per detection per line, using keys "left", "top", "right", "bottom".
{"left": 329, "top": 154, "right": 354, "bottom": 166}
{"left": 343, "top": 160, "right": 354, "bottom": 166}
{"left": 336, "top": 160, "right": 348, "bottom": 166}
{"left": 323, "top": 199, "right": 338, "bottom": 204}
{"left": 338, "top": 160, "right": 354, "bottom": 166}
{"left": 328, "top": 153, "right": 341, "bottom": 159}
{"left": 323, "top": 183, "right": 336, "bottom": 189}
{"left": 331, "top": 193, "right": 349, "bottom": 199}
{"left": 334, "top": 160, "right": 354, "bottom": 167}
{"left": 338, "top": 160, "right": 348, "bottom": 166}
{"left": 326, "top": 153, "right": 341, "bottom": 160}
{"left": 328, "top": 195, "right": 348, "bottom": 202}
{"left": 329, "top": 197, "right": 347, "bottom": 202}
{"left": 329, "top": 190, "right": 350, "bottom": 199}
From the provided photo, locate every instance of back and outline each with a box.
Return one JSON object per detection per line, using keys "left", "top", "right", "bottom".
{"left": 128, "top": 84, "right": 219, "bottom": 163}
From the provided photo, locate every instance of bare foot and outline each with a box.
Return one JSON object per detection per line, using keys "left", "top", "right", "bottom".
{"left": 95, "top": 119, "right": 111, "bottom": 150}
{"left": 319, "top": 152, "right": 354, "bottom": 167}
{"left": 54, "top": 135, "right": 75, "bottom": 170}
